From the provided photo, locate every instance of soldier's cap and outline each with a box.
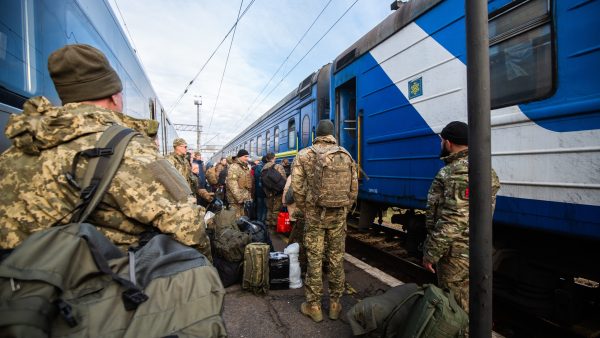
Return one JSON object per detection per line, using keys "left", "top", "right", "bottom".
{"left": 316, "top": 119, "right": 334, "bottom": 137}
{"left": 237, "top": 149, "right": 249, "bottom": 158}
{"left": 48, "top": 44, "right": 123, "bottom": 104}
{"left": 440, "top": 121, "right": 468, "bottom": 145}
{"left": 173, "top": 138, "right": 187, "bottom": 147}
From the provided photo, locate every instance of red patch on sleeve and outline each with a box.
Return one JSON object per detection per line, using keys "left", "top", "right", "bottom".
{"left": 465, "top": 187, "right": 469, "bottom": 199}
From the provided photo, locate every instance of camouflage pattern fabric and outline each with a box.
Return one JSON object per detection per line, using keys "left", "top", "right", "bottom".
{"left": 291, "top": 135, "right": 358, "bottom": 306}
{"left": 226, "top": 159, "right": 252, "bottom": 205}
{"left": 288, "top": 211, "right": 307, "bottom": 271}
{"left": 166, "top": 152, "right": 197, "bottom": 193}
{"left": 422, "top": 149, "right": 500, "bottom": 312}
{"left": 303, "top": 208, "right": 347, "bottom": 305}
{"left": 263, "top": 162, "right": 286, "bottom": 227}
{"left": 229, "top": 203, "right": 245, "bottom": 219}
{"left": 214, "top": 162, "right": 226, "bottom": 178}
{"left": 291, "top": 135, "right": 358, "bottom": 214}
{"left": 0, "top": 96, "right": 212, "bottom": 261}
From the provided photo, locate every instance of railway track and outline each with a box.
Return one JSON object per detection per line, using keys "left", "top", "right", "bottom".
{"left": 343, "top": 218, "right": 598, "bottom": 338}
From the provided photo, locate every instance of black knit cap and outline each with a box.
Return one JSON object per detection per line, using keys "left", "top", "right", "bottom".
{"left": 316, "top": 119, "right": 334, "bottom": 137}
{"left": 48, "top": 44, "right": 123, "bottom": 104}
{"left": 237, "top": 149, "right": 249, "bottom": 158}
{"left": 440, "top": 121, "right": 468, "bottom": 145}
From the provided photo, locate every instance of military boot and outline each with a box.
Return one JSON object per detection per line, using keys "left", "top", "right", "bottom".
{"left": 300, "top": 302, "right": 323, "bottom": 322}
{"left": 329, "top": 300, "right": 342, "bottom": 320}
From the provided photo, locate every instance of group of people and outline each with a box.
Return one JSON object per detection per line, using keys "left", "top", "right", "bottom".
{"left": 0, "top": 43, "right": 500, "bottom": 330}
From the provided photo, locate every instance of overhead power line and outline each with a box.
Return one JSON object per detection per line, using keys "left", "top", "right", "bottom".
{"left": 207, "top": 0, "right": 245, "bottom": 132}
{"left": 243, "top": 0, "right": 334, "bottom": 116}
{"left": 112, "top": 0, "right": 139, "bottom": 53}
{"left": 167, "top": 0, "right": 257, "bottom": 115}
{"left": 235, "top": 0, "right": 360, "bottom": 134}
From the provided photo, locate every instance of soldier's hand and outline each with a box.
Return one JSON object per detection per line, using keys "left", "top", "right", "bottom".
{"left": 422, "top": 259, "right": 436, "bottom": 273}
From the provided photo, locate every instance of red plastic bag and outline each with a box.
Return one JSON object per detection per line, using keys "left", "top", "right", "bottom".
{"left": 277, "top": 207, "right": 291, "bottom": 233}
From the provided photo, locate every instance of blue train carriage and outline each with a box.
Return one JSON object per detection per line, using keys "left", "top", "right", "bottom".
{"left": 331, "top": 0, "right": 600, "bottom": 321}
{"left": 215, "top": 64, "right": 331, "bottom": 164}
{"left": 0, "top": 0, "right": 176, "bottom": 155}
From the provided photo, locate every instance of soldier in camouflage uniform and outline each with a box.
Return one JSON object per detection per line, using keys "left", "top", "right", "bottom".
{"left": 166, "top": 138, "right": 213, "bottom": 204}
{"left": 263, "top": 152, "right": 287, "bottom": 229}
{"left": 226, "top": 149, "right": 253, "bottom": 218}
{"left": 0, "top": 44, "right": 212, "bottom": 261}
{"left": 422, "top": 121, "right": 500, "bottom": 313}
{"left": 291, "top": 120, "right": 358, "bottom": 322}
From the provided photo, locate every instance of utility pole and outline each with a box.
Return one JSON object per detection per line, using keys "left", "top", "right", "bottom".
{"left": 194, "top": 96, "right": 202, "bottom": 152}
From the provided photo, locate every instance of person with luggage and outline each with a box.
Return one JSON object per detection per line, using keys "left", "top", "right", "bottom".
{"left": 226, "top": 149, "right": 253, "bottom": 218}
{"left": 291, "top": 119, "right": 358, "bottom": 322}
{"left": 0, "top": 44, "right": 212, "bottom": 261}
{"left": 422, "top": 121, "right": 500, "bottom": 313}
{"left": 261, "top": 152, "right": 287, "bottom": 229}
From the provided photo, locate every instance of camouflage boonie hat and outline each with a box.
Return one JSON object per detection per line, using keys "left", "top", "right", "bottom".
{"left": 173, "top": 138, "right": 187, "bottom": 147}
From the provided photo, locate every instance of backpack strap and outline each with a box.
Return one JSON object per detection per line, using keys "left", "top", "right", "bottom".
{"left": 66, "top": 125, "right": 149, "bottom": 310}
{"left": 69, "top": 125, "right": 139, "bottom": 223}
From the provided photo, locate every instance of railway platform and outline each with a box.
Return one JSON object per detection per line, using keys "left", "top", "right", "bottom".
{"left": 222, "top": 231, "right": 399, "bottom": 338}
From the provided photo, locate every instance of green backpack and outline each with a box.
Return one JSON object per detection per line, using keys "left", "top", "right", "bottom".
{"left": 0, "top": 126, "right": 227, "bottom": 337}
{"left": 242, "top": 243, "right": 270, "bottom": 295}
{"left": 383, "top": 284, "right": 468, "bottom": 338}
{"left": 213, "top": 228, "right": 252, "bottom": 262}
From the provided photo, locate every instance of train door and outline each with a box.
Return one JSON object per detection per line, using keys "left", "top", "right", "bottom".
{"left": 335, "top": 78, "right": 358, "bottom": 160}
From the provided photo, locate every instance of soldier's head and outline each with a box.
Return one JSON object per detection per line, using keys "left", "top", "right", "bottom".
{"left": 236, "top": 149, "right": 250, "bottom": 164}
{"left": 440, "top": 121, "right": 468, "bottom": 157}
{"left": 261, "top": 156, "right": 268, "bottom": 164}
{"left": 266, "top": 152, "right": 276, "bottom": 163}
{"left": 220, "top": 157, "right": 227, "bottom": 165}
{"left": 48, "top": 44, "right": 123, "bottom": 111}
{"left": 173, "top": 138, "right": 188, "bottom": 155}
{"left": 316, "top": 120, "right": 335, "bottom": 137}
{"left": 193, "top": 151, "right": 202, "bottom": 161}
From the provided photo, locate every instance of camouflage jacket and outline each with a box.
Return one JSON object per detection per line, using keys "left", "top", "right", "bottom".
{"left": 0, "top": 97, "right": 211, "bottom": 259}
{"left": 226, "top": 159, "right": 252, "bottom": 204}
{"left": 291, "top": 135, "right": 358, "bottom": 212}
{"left": 422, "top": 149, "right": 500, "bottom": 264}
{"left": 262, "top": 162, "right": 287, "bottom": 197}
{"left": 166, "top": 152, "right": 198, "bottom": 192}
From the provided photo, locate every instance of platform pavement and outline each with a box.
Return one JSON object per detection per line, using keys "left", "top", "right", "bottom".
{"left": 221, "top": 230, "right": 396, "bottom": 338}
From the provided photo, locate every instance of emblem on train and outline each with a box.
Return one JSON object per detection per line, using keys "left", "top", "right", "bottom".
{"left": 408, "top": 77, "right": 422, "bottom": 99}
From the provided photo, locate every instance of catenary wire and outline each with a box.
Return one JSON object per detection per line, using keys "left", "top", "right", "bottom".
{"left": 234, "top": 0, "right": 360, "bottom": 134}
{"left": 167, "top": 0, "right": 257, "bottom": 115}
{"left": 207, "top": 0, "right": 244, "bottom": 132}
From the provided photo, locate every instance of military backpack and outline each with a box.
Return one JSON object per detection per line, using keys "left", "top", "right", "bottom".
{"left": 213, "top": 228, "right": 252, "bottom": 263}
{"left": 242, "top": 243, "right": 270, "bottom": 295}
{"left": 309, "top": 145, "right": 356, "bottom": 208}
{"left": 261, "top": 164, "right": 286, "bottom": 194}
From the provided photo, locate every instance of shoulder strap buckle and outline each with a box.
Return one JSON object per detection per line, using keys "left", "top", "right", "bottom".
{"left": 122, "top": 288, "right": 149, "bottom": 311}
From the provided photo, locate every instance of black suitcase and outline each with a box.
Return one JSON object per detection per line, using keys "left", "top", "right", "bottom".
{"left": 269, "top": 252, "right": 289, "bottom": 290}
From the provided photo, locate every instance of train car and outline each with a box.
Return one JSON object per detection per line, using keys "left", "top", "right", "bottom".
{"left": 331, "top": 0, "right": 599, "bottom": 323}
{"left": 213, "top": 64, "right": 330, "bottom": 163}
{"left": 0, "top": 0, "right": 177, "bottom": 155}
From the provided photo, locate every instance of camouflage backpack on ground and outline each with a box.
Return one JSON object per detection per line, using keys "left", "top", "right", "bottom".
{"left": 213, "top": 228, "right": 252, "bottom": 263}
{"left": 242, "top": 243, "right": 270, "bottom": 295}
{"left": 309, "top": 145, "right": 357, "bottom": 207}
{"left": 206, "top": 166, "right": 218, "bottom": 185}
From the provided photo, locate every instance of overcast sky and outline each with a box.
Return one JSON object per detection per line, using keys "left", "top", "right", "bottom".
{"left": 109, "top": 0, "right": 392, "bottom": 157}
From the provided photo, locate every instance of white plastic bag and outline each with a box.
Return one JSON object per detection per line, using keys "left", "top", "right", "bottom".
{"left": 284, "top": 242, "right": 302, "bottom": 289}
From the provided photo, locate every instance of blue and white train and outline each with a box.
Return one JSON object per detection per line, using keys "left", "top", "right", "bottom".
{"left": 218, "top": 0, "right": 600, "bottom": 321}
{"left": 0, "top": 0, "right": 178, "bottom": 155}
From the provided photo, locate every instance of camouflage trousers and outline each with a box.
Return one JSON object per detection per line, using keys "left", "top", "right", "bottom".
{"left": 437, "top": 255, "right": 469, "bottom": 313}
{"left": 229, "top": 203, "right": 245, "bottom": 219}
{"left": 304, "top": 213, "right": 346, "bottom": 305}
{"left": 288, "top": 213, "right": 306, "bottom": 271}
{"left": 265, "top": 194, "right": 282, "bottom": 228}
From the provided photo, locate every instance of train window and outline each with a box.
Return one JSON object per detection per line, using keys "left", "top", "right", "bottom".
{"left": 274, "top": 127, "right": 279, "bottom": 153}
{"left": 257, "top": 135, "right": 263, "bottom": 155}
{"left": 0, "top": 0, "right": 38, "bottom": 96}
{"left": 266, "top": 130, "right": 271, "bottom": 153}
{"left": 302, "top": 114, "right": 310, "bottom": 147}
{"left": 244, "top": 141, "right": 247, "bottom": 152}
{"left": 489, "top": 0, "right": 553, "bottom": 108}
{"left": 249, "top": 139, "right": 254, "bottom": 155}
{"left": 288, "top": 119, "right": 296, "bottom": 149}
